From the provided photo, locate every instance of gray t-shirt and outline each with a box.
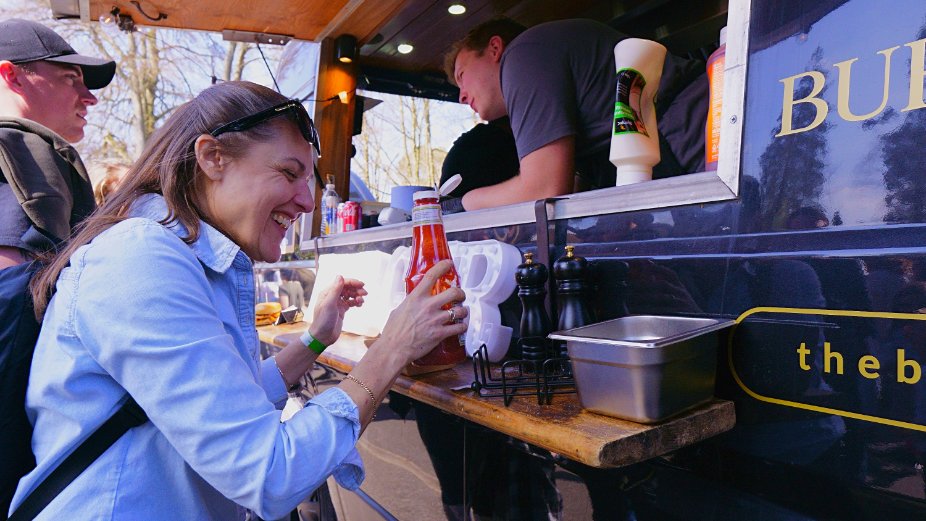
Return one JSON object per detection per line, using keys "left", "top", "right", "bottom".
{"left": 499, "top": 19, "right": 708, "bottom": 189}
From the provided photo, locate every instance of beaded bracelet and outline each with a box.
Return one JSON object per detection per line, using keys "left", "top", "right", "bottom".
{"left": 345, "top": 373, "right": 377, "bottom": 421}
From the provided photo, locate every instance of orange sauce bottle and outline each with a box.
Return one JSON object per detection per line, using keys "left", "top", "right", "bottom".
{"left": 405, "top": 190, "right": 466, "bottom": 369}
{"left": 705, "top": 26, "right": 727, "bottom": 171}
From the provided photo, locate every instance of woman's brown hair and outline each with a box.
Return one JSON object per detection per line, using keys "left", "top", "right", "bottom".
{"left": 32, "top": 81, "right": 299, "bottom": 316}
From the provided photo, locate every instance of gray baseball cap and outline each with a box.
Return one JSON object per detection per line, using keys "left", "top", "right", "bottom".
{"left": 0, "top": 18, "right": 116, "bottom": 89}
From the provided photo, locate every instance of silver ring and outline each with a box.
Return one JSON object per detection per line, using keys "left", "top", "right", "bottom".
{"left": 447, "top": 308, "right": 456, "bottom": 322}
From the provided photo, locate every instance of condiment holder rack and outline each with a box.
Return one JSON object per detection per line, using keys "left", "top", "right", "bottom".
{"left": 470, "top": 339, "right": 576, "bottom": 406}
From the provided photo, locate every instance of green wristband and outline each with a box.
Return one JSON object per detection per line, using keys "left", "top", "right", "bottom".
{"left": 299, "top": 330, "right": 327, "bottom": 355}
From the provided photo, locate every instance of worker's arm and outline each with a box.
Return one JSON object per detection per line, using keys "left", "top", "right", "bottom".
{"left": 461, "top": 135, "right": 575, "bottom": 211}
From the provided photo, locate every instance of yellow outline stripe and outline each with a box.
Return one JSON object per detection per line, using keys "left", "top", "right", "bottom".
{"left": 729, "top": 307, "right": 926, "bottom": 432}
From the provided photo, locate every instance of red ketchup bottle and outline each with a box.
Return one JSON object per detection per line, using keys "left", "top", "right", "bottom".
{"left": 404, "top": 189, "right": 466, "bottom": 370}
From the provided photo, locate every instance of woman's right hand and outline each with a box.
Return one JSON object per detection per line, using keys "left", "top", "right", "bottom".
{"left": 379, "top": 260, "right": 468, "bottom": 366}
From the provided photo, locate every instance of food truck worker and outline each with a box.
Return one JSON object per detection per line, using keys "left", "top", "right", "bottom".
{"left": 446, "top": 18, "right": 709, "bottom": 211}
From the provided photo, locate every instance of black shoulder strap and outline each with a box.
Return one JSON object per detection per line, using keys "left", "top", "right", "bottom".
{"left": 8, "top": 398, "right": 147, "bottom": 521}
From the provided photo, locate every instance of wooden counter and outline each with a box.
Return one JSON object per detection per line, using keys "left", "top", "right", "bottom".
{"left": 259, "top": 322, "right": 736, "bottom": 469}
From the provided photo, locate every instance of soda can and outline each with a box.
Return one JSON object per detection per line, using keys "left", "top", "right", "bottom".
{"left": 338, "top": 201, "right": 361, "bottom": 232}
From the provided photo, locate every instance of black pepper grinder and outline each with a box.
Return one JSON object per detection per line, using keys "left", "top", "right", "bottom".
{"left": 515, "top": 252, "right": 553, "bottom": 362}
{"left": 554, "top": 245, "right": 593, "bottom": 359}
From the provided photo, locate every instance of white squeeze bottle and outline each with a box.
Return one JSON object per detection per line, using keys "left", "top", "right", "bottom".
{"left": 609, "top": 38, "right": 667, "bottom": 185}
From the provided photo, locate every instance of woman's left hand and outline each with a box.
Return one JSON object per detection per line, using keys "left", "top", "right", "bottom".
{"left": 310, "top": 276, "right": 367, "bottom": 345}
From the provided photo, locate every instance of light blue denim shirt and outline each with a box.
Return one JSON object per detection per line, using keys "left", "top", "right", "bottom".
{"left": 10, "top": 194, "right": 364, "bottom": 520}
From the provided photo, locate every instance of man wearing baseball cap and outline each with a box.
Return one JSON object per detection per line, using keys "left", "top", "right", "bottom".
{"left": 0, "top": 18, "right": 115, "bottom": 269}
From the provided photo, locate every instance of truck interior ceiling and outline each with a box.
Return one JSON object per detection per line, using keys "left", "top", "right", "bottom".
{"left": 51, "top": 0, "right": 731, "bottom": 101}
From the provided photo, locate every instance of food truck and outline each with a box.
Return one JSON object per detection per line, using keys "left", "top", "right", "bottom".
{"left": 49, "top": 0, "right": 926, "bottom": 518}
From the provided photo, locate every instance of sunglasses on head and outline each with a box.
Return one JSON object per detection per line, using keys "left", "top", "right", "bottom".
{"left": 209, "top": 100, "right": 322, "bottom": 157}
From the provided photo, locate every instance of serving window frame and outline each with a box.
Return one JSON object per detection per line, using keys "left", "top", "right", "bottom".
{"left": 297, "top": 0, "right": 750, "bottom": 251}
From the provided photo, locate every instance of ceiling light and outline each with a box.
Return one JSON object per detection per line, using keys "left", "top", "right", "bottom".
{"left": 448, "top": 3, "right": 466, "bottom": 15}
{"left": 397, "top": 43, "right": 414, "bottom": 54}
{"left": 335, "top": 34, "right": 358, "bottom": 63}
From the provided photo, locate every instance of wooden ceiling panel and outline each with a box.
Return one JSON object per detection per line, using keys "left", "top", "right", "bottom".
{"left": 81, "top": 0, "right": 729, "bottom": 81}
{"left": 327, "top": 0, "right": 409, "bottom": 44}
{"left": 91, "top": 0, "right": 354, "bottom": 41}
{"left": 367, "top": 1, "right": 494, "bottom": 72}
{"left": 359, "top": 0, "right": 452, "bottom": 55}
{"left": 358, "top": 0, "right": 579, "bottom": 74}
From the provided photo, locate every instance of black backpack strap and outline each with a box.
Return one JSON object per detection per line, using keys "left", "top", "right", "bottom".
{"left": 8, "top": 398, "right": 147, "bottom": 521}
